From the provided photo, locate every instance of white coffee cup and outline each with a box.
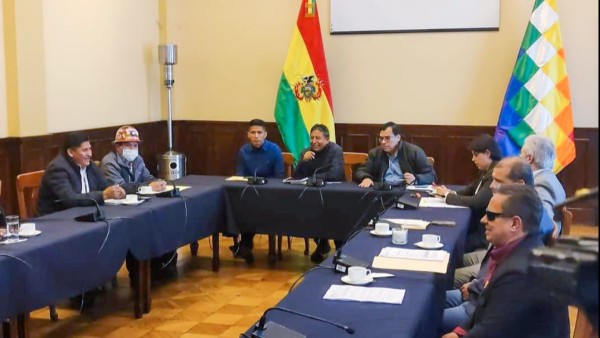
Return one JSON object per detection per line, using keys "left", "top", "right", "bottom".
{"left": 138, "top": 186, "right": 153, "bottom": 194}
{"left": 422, "top": 234, "right": 441, "bottom": 245}
{"left": 375, "top": 222, "right": 389, "bottom": 234}
{"left": 348, "top": 266, "right": 371, "bottom": 283}
{"left": 125, "top": 194, "right": 138, "bottom": 202}
{"left": 20, "top": 222, "right": 36, "bottom": 234}
{"left": 392, "top": 227, "right": 408, "bottom": 245}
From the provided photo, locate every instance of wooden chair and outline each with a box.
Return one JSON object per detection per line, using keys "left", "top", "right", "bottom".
{"left": 343, "top": 152, "right": 368, "bottom": 182}
{"left": 16, "top": 170, "right": 45, "bottom": 221}
{"left": 427, "top": 156, "right": 435, "bottom": 167}
{"left": 278, "top": 153, "right": 310, "bottom": 257}
{"left": 561, "top": 206, "right": 573, "bottom": 236}
{"left": 16, "top": 170, "right": 59, "bottom": 321}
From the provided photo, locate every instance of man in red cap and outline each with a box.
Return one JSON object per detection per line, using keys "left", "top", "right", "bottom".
{"left": 101, "top": 125, "right": 166, "bottom": 193}
{"left": 101, "top": 126, "right": 174, "bottom": 286}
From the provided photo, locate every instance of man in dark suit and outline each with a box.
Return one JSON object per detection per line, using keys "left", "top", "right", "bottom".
{"left": 442, "top": 185, "right": 569, "bottom": 338}
{"left": 38, "top": 132, "right": 125, "bottom": 216}
{"left": 37, "top": 131, "right": 126, "bottom": 310}
{"left": 293, "top": 124, "right": 345, "bottom": 263}
{"left": 354, "top": 122, "right": 435, "bottom": 187}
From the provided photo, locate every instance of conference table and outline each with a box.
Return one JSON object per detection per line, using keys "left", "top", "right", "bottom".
{"left": 242, "top": 203, "right": 471, "bottom": 337}
{"left": 1, "top": 175, "right": 226, "bottom": 336}
{"left": 223, "top": 180, "right": 405, "bottom": 263}
{"left": 2, "top": 176, "right": 472, "bottom": 338}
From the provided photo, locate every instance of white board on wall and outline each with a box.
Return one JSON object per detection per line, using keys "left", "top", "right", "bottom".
{"left": 330, "top": 0, "right": 500, "bottom": 34}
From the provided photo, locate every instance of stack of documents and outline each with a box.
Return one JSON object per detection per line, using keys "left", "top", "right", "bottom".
{"left": 372, "top": 247, "right": 450, "bottom": 274}
{"left": 282, "top": 177, "right": 308, "bottom": 185}
{"left": 225, "top": 176, "right": 248, "bottom": 182}
{"left": 323, "top": 285, "right": 405, "bottom": 305}
{"left": 383, "top": 218, "right": 430, "bottom": 230}
{"left": 407, "top": 185, "right": 435, "bottom": 194}
{"left": 419, "top": 197, "right": 468, "bottom": 208}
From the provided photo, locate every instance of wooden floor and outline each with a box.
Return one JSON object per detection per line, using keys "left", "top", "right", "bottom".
{"left": 26, "top": 225, "right": 598, "bottom": 338}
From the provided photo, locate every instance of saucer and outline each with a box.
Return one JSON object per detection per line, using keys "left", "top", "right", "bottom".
{"left": 121, "top": 199, "right": 144, "bottom": 206}
{"left": 370, "top": 229, "right": 392, "bottom": 237}
{"left": 19, "top": 230, "right": 42, "bottom": 238}
{"left": 414, "top": 241, "right": 443, "bottom": 249}
{"left": 341, "top": 275, "right": 374, "bottom": 285}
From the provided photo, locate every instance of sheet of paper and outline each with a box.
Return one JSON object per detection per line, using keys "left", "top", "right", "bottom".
{"left": 382, "top": 218, "right": 430, "bottom": 230}
{"left": 323, "top": 285, "right": 405, "bottom": 305}
{"left": 407, "top": 185, "right": 434, "bottom": 193}
{"left": 419, "top": 197, "right": 468, "bottom": 208}
{"left": 226, "top": 176, "right": 248, "bottom": 181}
{"left": 379, "top": 247, "right": 446, "bottom": 261}
{"left": 138, "top": 185, "right": 191, "bottom": 195}
{"left": 372, "top": 254, "right": 449, "bottom": 274}
{"left": 282, "top": 177, "right": 308, "bottom": 185}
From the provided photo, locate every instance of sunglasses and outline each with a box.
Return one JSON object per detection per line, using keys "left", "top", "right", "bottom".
{"left": 485, "top": 210, "right": 511, "bottom": 221}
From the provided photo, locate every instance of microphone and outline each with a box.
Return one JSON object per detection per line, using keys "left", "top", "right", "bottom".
{"left": 306, "top": 163, "right": 334, "bottom": 187}
{"left": 247, "top": 161, "right": 270, "bottom": 185}
{"left": 252, "top": 306, "right": 354, "bottom": 337}
{"left": 55, "top": 197, "right": 105, "bottom": 222}
{"left": 371, "top": 191, "right": 404, "bottom": 224}
{"left": 396, "top": 190, "right": 421, "bottom": 210}
{"left": 156, "top": 180, "right": 181, "bottom": 197}
{"left": 373, "top": 167, "right": 391, "bottom": 191}
{"left": 332, "top": 194, "right": 383, "bottom": 274}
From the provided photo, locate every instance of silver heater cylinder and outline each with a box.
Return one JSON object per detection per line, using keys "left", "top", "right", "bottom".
{"left": 157, "top": 44, "right": 186, "bottom": 181}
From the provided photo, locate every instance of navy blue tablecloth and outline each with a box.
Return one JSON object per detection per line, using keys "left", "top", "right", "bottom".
{"left": 1, "top": 175, "right": 226, "bottom": 319}
{"left": 224, "top": 181, "right": 403, "bottom": 240}
{"left": 244, "top": 205, "right": 471, "bottom": 338}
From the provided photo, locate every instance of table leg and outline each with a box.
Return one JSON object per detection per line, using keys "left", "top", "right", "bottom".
{"left": 189, "top": 241, "right": 199, "bottom": 256}
{"left": 2, "top": 318, "right": 16, "bottom": 338}
{"left": 16, "top": 314, "right": 29, "bottom": 338}
{"left": 142, "top": 260, "right": 151, "bottom": 314}
{"left": 133, "top": 258, "right": 145, "bottom": 319}
{"left": 268, "top": 235, "right": 277, "bottom": 266}
{"left": 212, "top": 232, "right": 220, "bottom": 272}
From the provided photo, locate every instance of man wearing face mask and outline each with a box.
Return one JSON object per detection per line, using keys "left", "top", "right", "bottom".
{"left": 101, "top": 126, "right": 166, "bottom": 194}
{"left": 101, "top": 126, "right": 174, "bottom": 286}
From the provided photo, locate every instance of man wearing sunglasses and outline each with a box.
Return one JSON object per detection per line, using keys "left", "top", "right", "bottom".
{"left": 354, "top": 122, "right": 435, "bottom": 188}
{"left": 441, "top": 185, "right": 569, "bottom": 338}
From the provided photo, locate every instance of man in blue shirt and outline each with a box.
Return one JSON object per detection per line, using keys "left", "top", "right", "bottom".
{"left": 233, "top": 119, "right": 285, "bottom": 263}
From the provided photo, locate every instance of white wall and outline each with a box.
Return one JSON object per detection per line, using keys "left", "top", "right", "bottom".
{"left": 42, "top": 0, "right": 162, "bottom": 134}
{"left": 166, "top": 0, "right": 598, "bottom": 128}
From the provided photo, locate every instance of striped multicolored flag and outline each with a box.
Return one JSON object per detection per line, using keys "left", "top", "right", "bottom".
{"left": 494, "top": 0, "right": 575, "bottom": 172}
{"left": 274, "top": 0, "right": 335, "bottom": 162}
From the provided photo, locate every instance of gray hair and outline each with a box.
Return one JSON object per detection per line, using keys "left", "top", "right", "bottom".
{"left": 522, "top": 135, "right": 556, "bottom": 170}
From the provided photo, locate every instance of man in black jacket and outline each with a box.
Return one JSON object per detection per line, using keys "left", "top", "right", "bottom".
{"left": 37, "top": 131, "right": 125, "bottom": 310}
{"left": 38, "top": 132, "right": 125, "bottom": 216}
{"left": 293, "top": 124, "right": 345, "bottom": 262}
{"left": 442, "top": 185, "right": 569, "bottom": 338}
{"left": 353, "top": 122, "right": 435, "bottom": 187}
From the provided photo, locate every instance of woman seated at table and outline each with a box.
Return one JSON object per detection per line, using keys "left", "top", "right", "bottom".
{"left": 434, "top": 134, "right": 502, "bottom": 252}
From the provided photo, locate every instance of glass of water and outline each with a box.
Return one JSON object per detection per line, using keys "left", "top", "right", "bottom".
{"left": 5, "top": 215, "right": 20, "bottom": 243}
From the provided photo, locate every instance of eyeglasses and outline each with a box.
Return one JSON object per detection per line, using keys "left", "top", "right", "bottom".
{"left": 485, "top": 210, "right": 511, "bottom": 221}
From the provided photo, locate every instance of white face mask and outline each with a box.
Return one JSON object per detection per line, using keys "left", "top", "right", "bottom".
{"left": 122, "top": 148, "right": 138, "bottom": 162}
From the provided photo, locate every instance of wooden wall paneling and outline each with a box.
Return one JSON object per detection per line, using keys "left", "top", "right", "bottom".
{"left": 1, "top": 122, "right": 597, "bottom": 224}
{"left": 0, "top": 138, "right": 21, "bottom": 214}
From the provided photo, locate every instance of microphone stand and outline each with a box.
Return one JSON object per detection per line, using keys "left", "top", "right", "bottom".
{"left": 156, "top": 180, "right": 181, "bottom": 197}
{"left": 373, "top": 168, "right": 391, "bottom": 191}
{"left": 252, "top": 306, "right": 354, "bottom": 337}
{"left": 56, "top": 197, "right": 106, "bottom": 222}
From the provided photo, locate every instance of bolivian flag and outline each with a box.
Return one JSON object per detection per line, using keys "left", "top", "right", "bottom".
{"left": 274, "top": 0, "right": 335, "bottom": 162}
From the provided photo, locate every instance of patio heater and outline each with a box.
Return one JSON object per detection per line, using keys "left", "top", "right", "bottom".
{"left": 157, "top": 44, "right": 186, "bottom": 180}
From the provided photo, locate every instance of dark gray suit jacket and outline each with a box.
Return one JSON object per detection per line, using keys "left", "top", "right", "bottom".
{"left": 353, "top": 141, "right": 436, "bottom": 185}
{"left": 38, "top": 154, "right": 110, "bottom": 216}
